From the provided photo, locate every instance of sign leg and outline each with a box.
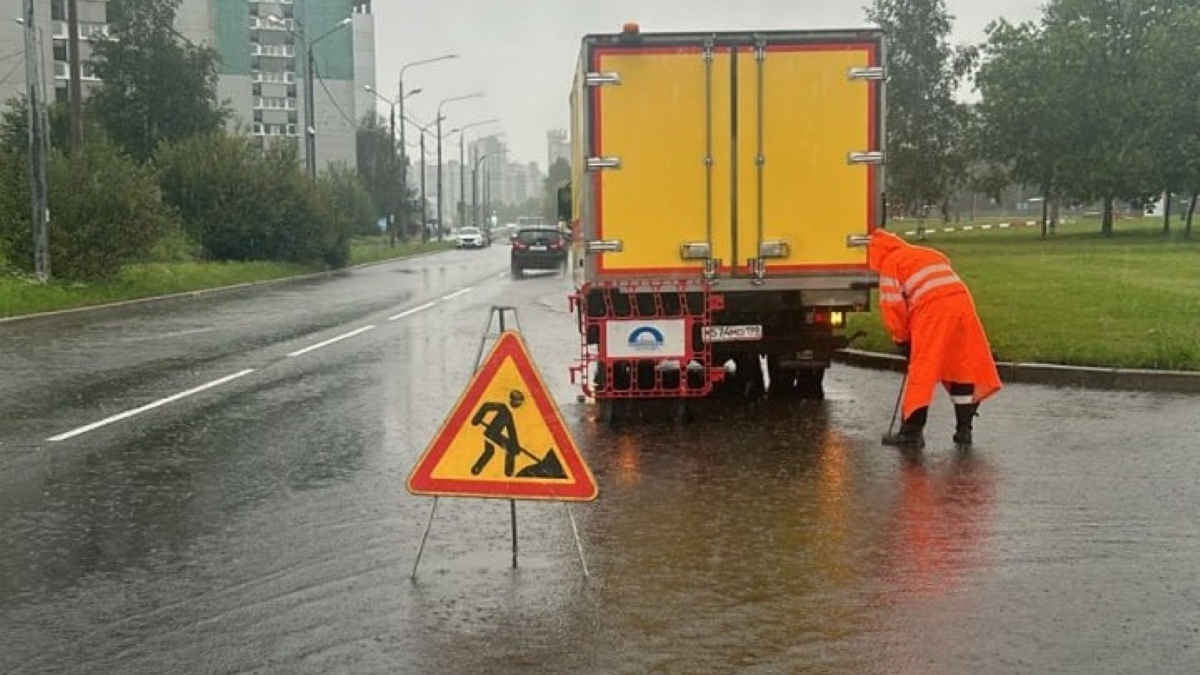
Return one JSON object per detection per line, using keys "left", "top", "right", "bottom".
{"left": 565, "top": 503, "right": 590, "bottom": 578}
{"left": 510, "top": 499, "right": 519, "bottom": 569}
{"left": 410, "top": 496, "right": 439, "bottom": 581}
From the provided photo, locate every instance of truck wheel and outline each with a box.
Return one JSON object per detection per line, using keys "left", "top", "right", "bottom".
{"left": 765, "top": 361, "right": 825, "bottom": 400}
{"left": 598, "top": 399, "right": 619, "bottom": 426}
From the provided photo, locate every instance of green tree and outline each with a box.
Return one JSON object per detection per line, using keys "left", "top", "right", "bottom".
{"left": 1040, "top": 0, "right": 1161, "bottom": 236}
{"left": 866, "top": 0, "right": 975, "bottom": 222}
{"left": 89, "top": 0, "right": 226, "bottom": 162}
{"left": 1141, "top": 2, "right": 1200, "bottom": 237}
{"left": 0, "top": 99, "right": 172, "bottom": 280}
{"left": 974, "top": 19, "right": 1071, "bottom": 236}
{"left": 354, "top": 115, "right": 397, "bottom": 239}
{"left": 543, "top": 158, "right": 571, "bottom": 223}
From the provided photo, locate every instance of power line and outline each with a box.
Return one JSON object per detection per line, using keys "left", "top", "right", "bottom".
{"left": 0, "top": 49, "right": 24, "bottom": 63}
{"left": 311, "top": 61, "right": 357, "bottom": 128}
{"left": 0, "top": 56, "right": 25, "bottom": 85}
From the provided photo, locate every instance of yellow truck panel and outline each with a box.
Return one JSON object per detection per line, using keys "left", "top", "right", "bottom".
{"left": 578, "top": 31, "right": 882, "bottom": 282}
{"left": 735, "top": 46, "right": 875, "bottom": 273}
{"left": 593, "top": 50, "right": 733, "bottom": 274}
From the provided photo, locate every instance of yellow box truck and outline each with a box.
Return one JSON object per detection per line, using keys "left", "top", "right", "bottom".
{"left": 564, "top": 24, "right": 885, "bottom": 406}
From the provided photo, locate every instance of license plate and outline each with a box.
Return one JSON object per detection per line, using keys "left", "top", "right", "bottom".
{"left": 530, "top": 245, "right": 548, "bottom": 251}
{"left": 702, "top": 325, "right": 763, "bottom": 343}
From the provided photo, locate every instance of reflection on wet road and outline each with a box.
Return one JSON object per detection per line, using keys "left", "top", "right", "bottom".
{"left": 2, "top": 247, "right": 1198, "bottom": 674}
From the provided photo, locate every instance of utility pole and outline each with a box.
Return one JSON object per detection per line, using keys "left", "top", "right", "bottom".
{"left": 22, "top": 0, "right": 50, "bottom": 281}
{"left": 304, "top": 44, "right": 317, "bottom": 178}
{"left": 419, "top": 128, "right": 428, "bottom": 241}
{"left": 66, "top": 0, "right": 83, "bottom": 152}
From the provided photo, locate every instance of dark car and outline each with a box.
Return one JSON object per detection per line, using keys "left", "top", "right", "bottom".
{"left": 510, "top": 226, "right": 567, "bottom": 278}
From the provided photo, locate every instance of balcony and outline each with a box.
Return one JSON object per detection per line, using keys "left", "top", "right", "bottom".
{"left": 250, "top": 43, "right": 295, "bottom": 58}
{"left": 51, "top": 21, "right": 110, "bottom": 41}
{"left": 250, "top": 70, "right": 296, "bottom": 84}
{"left": 251, "top": 123, "right": 299, "bottom": 137}
{"left": 52, "top": 61, "right": 100, "bottom": 82}
{"left": 250, "top": 16, "right": 293, "bottom": 32}
{"left": 252, "top": 96, "right": 298, "bottom": 111}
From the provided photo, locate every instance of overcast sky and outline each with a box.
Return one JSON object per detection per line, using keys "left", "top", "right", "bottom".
{"left": 374, "top": 0, "right": 1045, "bottom": 166}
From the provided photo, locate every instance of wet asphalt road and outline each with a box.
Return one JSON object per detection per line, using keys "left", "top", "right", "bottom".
{"left": 2, "top": 245, "right": 1199, "bottom": 674}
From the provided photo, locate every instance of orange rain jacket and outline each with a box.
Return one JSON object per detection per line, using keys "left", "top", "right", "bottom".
{"left": 867, "top": 229, "right": 1002, "bottom": 419}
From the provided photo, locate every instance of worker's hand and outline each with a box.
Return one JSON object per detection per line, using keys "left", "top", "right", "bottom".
{"left": 895, "top": 342, "right": 911, "bottom": 360}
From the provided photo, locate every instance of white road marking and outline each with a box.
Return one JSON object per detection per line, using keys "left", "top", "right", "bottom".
{"left": 440, "top": 287, "right": 474, "bottom": 301}
{"left": 47, "top": 369, "right": 257, "bottom": 442}
{"left": 46, "top": 284, "right": 479, "bottom": 441}
{"left": 388, "top": 301, "right": 436, "bottom": 322}
{"left": 120, "top": 327, "right": 216, "bottom": 343}
{"left": 287, "top": 325, "right": 376, "bottom": 357}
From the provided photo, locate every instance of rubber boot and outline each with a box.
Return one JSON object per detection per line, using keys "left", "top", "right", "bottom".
{"left": 882, "top": 407, "right": 927, "bottom": 450}
{"left": 954, "top": 403, "right": 978, "bottom": 448}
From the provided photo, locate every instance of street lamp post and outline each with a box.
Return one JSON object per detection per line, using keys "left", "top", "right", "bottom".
{"left": 435, "top": 93, "right": 483, "bottom": 240}
{"left": 397, "top": 55, "right": 456, "bottom": 240}
{"left": 448, "top": 119, "right": 498, "bottom": 228}
{"left": 472, "top": 153, "right": 489, "bottom": 230}
{"left": 407, "top": 118, "right": 438, "bottom": 241}
{"left": 364, "top": 85, "right": 421, "bottom": 244}
{"left": 270, "top": 15, "right": 351, "bottom": 178}
{"left": 472, "top": 150, "right": 505, "bottom": 231}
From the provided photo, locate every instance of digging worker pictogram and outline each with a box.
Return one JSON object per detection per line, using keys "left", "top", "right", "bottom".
{"left": 469, "top": 390, "right": 567, "bottom": 479}
{"left": 868, "top": 228, "right": 1003, "bottom": 450}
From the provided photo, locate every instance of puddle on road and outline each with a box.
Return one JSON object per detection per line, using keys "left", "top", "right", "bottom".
{"left": 396, "top": 399, "right": 1002, "bottom": 674}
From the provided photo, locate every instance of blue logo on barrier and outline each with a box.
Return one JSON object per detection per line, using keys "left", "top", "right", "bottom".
{"left": 627, "top": 326, "right": 666, "bottom": 351}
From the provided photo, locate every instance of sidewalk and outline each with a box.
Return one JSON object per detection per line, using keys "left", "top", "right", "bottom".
{"left": 835, "top": 349, "right": 1200, "bottom": 394}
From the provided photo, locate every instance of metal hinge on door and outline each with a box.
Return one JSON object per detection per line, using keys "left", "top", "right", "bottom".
{"left": 584, "top": 72, "right": 621, "bottom": 87}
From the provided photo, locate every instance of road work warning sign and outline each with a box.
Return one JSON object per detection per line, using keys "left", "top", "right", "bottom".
{"left": 407, "top": 331, "right": 597, "bottom": 501}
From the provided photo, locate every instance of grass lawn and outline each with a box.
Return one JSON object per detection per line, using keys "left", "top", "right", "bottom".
{"left": 5, "top": 221, "right": 1198, "bottom": 372}
{"left": 847, "top": 217, "right": 1200, "bottom": 371}
{"left": 0, "top": 236, "right": 452, "bottom": 319}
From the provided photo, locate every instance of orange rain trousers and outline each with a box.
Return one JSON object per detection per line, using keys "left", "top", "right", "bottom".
{"left": 902, "top": 290, "right": 1002, "bottom": 420}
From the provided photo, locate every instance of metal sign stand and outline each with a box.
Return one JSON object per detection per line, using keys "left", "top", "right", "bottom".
{"left": 410, "top": 305, "right": 590, "bottom": 580}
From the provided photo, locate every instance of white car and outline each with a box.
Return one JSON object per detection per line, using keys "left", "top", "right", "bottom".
{"left": 455, "top": 227, "right": 486, "bottom": 249}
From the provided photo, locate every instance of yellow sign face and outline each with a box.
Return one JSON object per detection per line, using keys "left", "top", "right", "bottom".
{"left": 407, "top": 331, "right": 598, "bottom": 501}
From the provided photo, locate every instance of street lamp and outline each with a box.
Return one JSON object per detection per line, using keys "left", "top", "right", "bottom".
{"left": 449, "top": 119, "right": 498, "bottom": 228}
{"left": 436, "top": 92, "right": 484, "bottom": 240}
{"left": 269, "top": 14, "right": 351, "bottom": 178}
{"left": 407, "top": 116, "right": 439, "bottom": 241}
{"left": 364, "top": 85, "right": 421, "bottom": 243}
{"left": 398, "top": 54, "right": 456, "bottom": 240}
{"left": 469, "top": 132, "right": 504, "bottom": 226}
{"left": 472, "top": 149, "right": 507, "bottom": 230}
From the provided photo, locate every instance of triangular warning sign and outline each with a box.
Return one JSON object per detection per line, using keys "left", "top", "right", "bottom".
{"left": 407, "top": 331, "right": 598, "bottom": 501}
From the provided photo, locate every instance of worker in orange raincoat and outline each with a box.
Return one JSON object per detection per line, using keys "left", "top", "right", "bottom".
{"left": 867, "top": 228, "right": 1002, "bottom": 449}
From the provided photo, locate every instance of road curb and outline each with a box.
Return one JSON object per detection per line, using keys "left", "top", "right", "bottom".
{"left": 0, "top": 248, "right": 451, "bottom": 325}
{"left": 834, "top": 349, "right": 1200, "bottom": 394}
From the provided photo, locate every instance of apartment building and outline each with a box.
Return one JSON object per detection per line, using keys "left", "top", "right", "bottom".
{"left": 0, "top": 0, "right": 108, "bottom": 107}
{"left": 228, "top": 0, "right": 373, "bottom": 170}
{"left": 0, "top": 0, "right": 373, "bottom": 173}
{"left": 547, "top": 129, "right": 569, "bottom": 170}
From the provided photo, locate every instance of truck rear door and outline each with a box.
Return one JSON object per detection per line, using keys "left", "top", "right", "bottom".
{"left": 588, "top": 43, "right": 733, "bottom": 277}
{"left": 734, "top": 41, "right": 880, "bottom": 279}
{"left": 587, "top": 31, "right": 882, "bottom": 282}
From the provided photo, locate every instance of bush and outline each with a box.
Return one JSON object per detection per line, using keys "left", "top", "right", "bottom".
{"left": 0, "top": 134, "right": 174, "bottom": 281}
{"left": 155, "top": 134, "right": 360, "bottom": 268}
